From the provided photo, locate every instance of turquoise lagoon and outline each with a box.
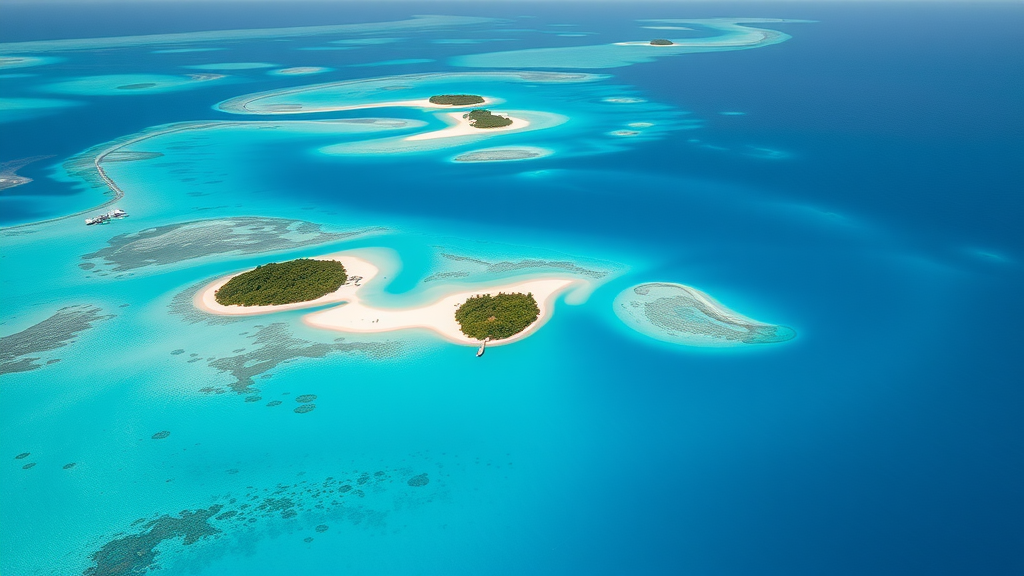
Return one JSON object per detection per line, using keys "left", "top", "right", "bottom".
{"left": 1, "top": 3, "right": 1022, "bottom": 575}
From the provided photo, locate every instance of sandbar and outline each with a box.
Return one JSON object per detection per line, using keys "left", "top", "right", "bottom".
{"left": 196, "top": 251, "right": 581, "bottom": 346}
{"left": 405, "top": 111, "right": 528, "bottom": 141}
{"left": 261, "top": 97, "right": 499, "bottom": 115}
{"left": 304, "top": 276, "right": 579, "bottom": 346}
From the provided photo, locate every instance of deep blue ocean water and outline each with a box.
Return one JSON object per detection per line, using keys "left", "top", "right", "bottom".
{"left": 1, "top": 3, "right": 1022, "bottom": 575}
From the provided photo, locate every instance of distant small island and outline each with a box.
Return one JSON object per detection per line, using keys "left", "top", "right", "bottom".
{"left": 464, "top": 109, "right": 513, "bottom": 129}
{"left": 650, "top": 39, "right": 674, "bottom": 46}
{"left": 429, "top": 94, "right": 485, "bottom": 105}
{"left": 455, "top": 292, "right": 540, "bottom": 340}
{"left": 215, "top": 259, "right": 347, "bottom": 306}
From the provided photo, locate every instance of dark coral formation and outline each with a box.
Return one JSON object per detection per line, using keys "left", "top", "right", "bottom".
{"left": 407, "top": 473, "right": 430, "bottom": 487}
{"left": 0, "top": 305, "right": 114, "bottom": 375}
{"left": 423, "top": 252, "right": 609, "bottom": 283}
{"left": 200, "top": 323, "right": 400, "bottom": 395}
{"left": 84, "top": 505, "right": 223, "bottom": 576}
{"left": 81, "top": 217, "right": 380, "bottom": 273}
{"left": 168, "top": 281, "right": 243, "bottom": 326}
{"left": 82, "top": 464, "right": 434, "bottom": 573}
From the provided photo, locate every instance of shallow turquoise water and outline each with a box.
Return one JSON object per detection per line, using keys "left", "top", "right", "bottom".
{"left": 1, "top": 3, "right": 1022, "bottom": 575}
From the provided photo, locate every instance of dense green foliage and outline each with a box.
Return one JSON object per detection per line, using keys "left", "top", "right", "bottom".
{"left": 650, "top": 39, "right": 674, "bottom": 46}
{"left": 429, "top": 94, "right": 484, "bottom": 105}
{"left": 455, "top": 292, "right": 540, "bottom": 340}
{"left": 464, "top": 108, "right": 513, "bottom": 129}
{"left": 215, "top": 259, "right": 347, "bottom": 306}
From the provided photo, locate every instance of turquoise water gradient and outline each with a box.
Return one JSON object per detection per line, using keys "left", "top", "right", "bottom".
{"left": 1, "top": 3, "right": 1022, "bottom": 575}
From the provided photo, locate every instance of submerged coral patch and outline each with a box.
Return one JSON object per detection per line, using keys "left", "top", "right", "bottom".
{"left": 184, "top": 62, "right": 275, "bottom": 71}
{"left": 199, "top": 323, "right": 400, "bottom": 395}
{"left": 453, "top": 146, "right": 552, "bottom": 163}
{"left": 81, "top": 464, "right": 443, "bottom": 575}
{"left": 0, "top": 305, "right": 114, "bottom": 375}
{"left": 614, "top": 282, "right": 795, "bottom": 347}
{"left": 423, "top": 253, "right": 610, "bottom": 284}
{"left": 0, "top": 55, "right": 62, "bottom": 70}
{"left": 40, "top": 74, "right": 225, "bottom": 96}
{"left": 269, "top": 66, "right": 332, "bottom": 76}
{"left": 452, "top": 19, "right": 807, "bottom": 69}
{"left": 81, "top": 217, "right": 372, "bottom": 273}
{"left": 84, "top": 506, "right": 223, "bottom": 576}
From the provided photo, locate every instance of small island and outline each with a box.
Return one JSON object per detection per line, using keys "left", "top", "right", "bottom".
{"left": 429, "top": 94, "right": 485, "bottom": 106}
{"left": 650, "top": 39, "right": 674, "bottom": 46}
{"left": 463, "top": 109, "right": 513, "bottom": 129}
{"left": 215, "top": 258, "right": 347, "bottom": 306}
{"left": 455, "top": 292, "right": 540, "bottom": 340}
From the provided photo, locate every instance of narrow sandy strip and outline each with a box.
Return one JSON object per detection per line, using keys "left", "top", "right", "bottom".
{"left": 194, "top": 253, "right": 378, "bottom": 316}
{"left": 262, "top": 97, "right": 499, "bottom": 114}
{"left": 304, "top": 277, "right": 579, "bottom": 346}
{"left": 195, "top": 252, "right": 581, "bottom": 346}
{"left": 405, "top": 111, "right": 529, "bottom": 141}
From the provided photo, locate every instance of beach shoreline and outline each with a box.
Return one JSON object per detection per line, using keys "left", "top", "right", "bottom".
{"left": 193, "top": 253, "right": 378, "bottom": 316}
{"left": 405, "top": 111, "right": 529, "bottom": 141}
{"left": 195, "top": 251, "right": 581, "bottom": 346}
{"left": 304, "top": 276, "right": 579, "bottom": 346}
{"left": 258, "top": 96, "right": 500, "bottom": 115}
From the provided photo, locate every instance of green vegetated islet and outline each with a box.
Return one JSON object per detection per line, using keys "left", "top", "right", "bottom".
{"left": 215, "top": 259, "right": 347, "bottom": 307}
{"left": 650, "top": 39, "right": 674, "bottom": 46}
{"left": 455, "top": 292, "right": 540, "bottom": 340}
{"left": 464, "top": 109, "right": 513, "bottom": 129}
{"left": 429, "top": 94, "right": 484, "bottom": 105}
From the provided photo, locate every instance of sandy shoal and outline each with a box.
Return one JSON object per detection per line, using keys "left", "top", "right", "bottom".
{"left": 270, "top": 96, "right": 499, "bottom": 114}
{"left": 404, "top": 111, "right": 529, "bottom": 141}
{"left": 303, "top": 277, "right": 579, "bottom": 346}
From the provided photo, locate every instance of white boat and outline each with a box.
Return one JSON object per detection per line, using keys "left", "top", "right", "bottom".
{"left": 85, "top": 208, "right": 127, "bottom": 226}
{"left": 476, "top": 337, "right": 489, "bottom": 357}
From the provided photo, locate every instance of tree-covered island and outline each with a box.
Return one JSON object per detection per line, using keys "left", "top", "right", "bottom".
{"left": 455, "top": 292, "right": 540, "bottom": 340}
{"left": 429, "top": 94, "right": 485, "bottom": 105}
{"left": 463, "top": 109, "right": 514, "bottom": 129}
{"left": 650, "top": 39, "right": 674, "bottom": 46}
{"left": 215, "top": 259, "right": 347, "bottom": 306}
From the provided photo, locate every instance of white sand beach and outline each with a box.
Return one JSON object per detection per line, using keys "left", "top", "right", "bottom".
{"left": 194, "top": 253, "right": 379, "bottom": 316}
{"left": 268, "top": 96, "right": 499, "bottom": 114}
{"left": 405, "top": 111, "right": 529, "bottom": 141}
{"left": 304, "top": 277, "right": 579, "bottom": 346}
{"left": 196, "top": 251, "right": 580, "bottom": 346}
